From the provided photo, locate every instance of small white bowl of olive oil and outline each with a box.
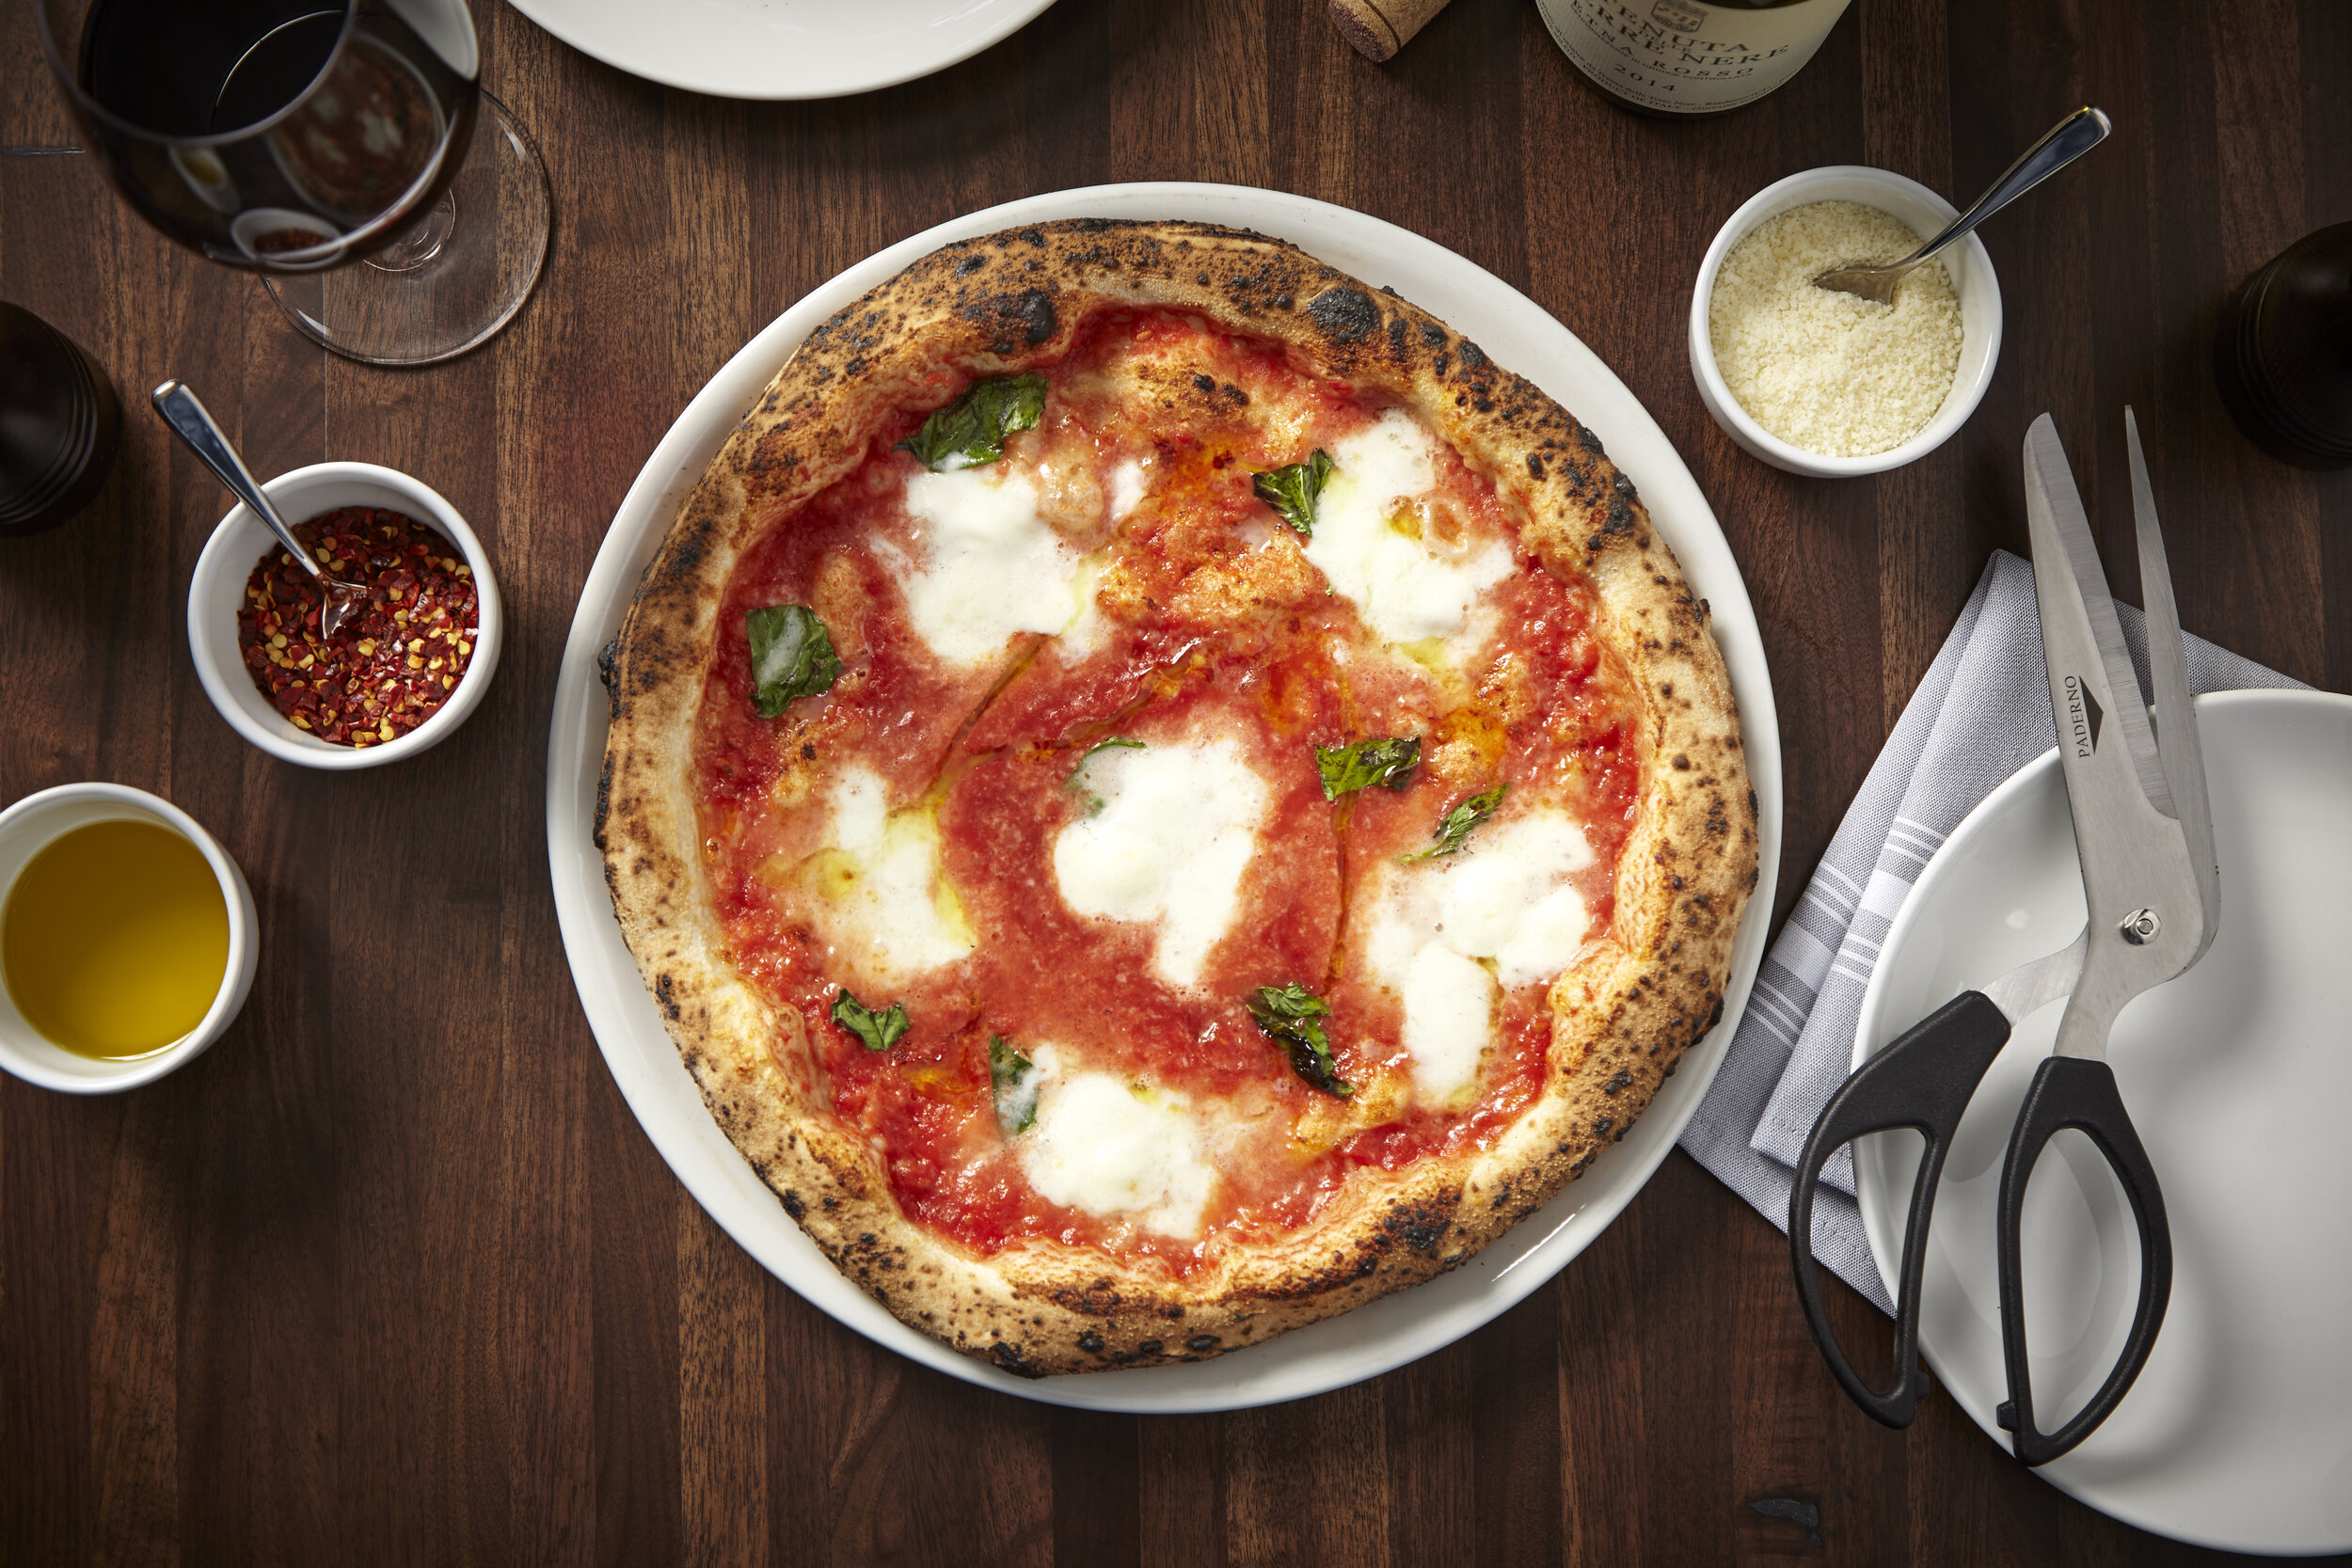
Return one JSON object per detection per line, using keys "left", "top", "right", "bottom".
{"left": 0, "top": 783, "right": 258, "bottom": 1093}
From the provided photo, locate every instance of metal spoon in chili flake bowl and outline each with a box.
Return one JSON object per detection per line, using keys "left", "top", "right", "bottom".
{"left": 155, "top": 382, "right": 370, "bottom": 637}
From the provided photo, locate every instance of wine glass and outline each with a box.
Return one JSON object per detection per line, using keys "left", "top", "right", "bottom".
{"left": 38, "top": 0, "right": 550, "bottom": 368}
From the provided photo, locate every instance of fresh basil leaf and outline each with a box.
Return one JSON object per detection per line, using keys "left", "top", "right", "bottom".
{"left": 1064, "top": 735, "right": 1142, "bottom": 815}
{"left": 1402, "top": 784, "right": 1507, "bottom": 862}
{"left": 1247, "top": 982, "right": 1352, "bottom": 1097}
{"left": 898, "top": 373, "right": 1049, "bottom": 472}
{"left": 988, "top": 1034, "right": 1040, "bottom": 1136}
{"left": 831, "top": 989, "right": 909, "bottom": 1052}
{"left": 746, "top": 604, "right": 842, "bottom": 719}
{"left": 1065, "top": 735, "right": 1143, "bottom": 783}
{"left": 1251, "top": 449, "right": 1335, "bottom": 537}
{"left": 1314, "top": 736, "right": 1422, "bottom": 800}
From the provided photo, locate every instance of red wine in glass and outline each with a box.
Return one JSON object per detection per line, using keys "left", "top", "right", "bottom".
{"left": 41, "top": 0, "right": 548, "bottom": 366}
{"left": 84, "top": 5, "right": 349, "bottom": 138}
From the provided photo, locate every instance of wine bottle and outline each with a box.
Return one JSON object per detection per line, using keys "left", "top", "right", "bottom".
{"left": 0, "top": 303, "right": 121, "bottom": 539}
{"left": 1534, "top": 0, "right": 1854, "bottom": 117}
{"left": 2213, "top": 223, "right": 2352, "bottom": 470}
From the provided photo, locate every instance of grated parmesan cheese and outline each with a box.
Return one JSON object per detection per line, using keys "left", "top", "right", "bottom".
{"left": 1708, "top": 200, "right": 1963, "bottom": 459}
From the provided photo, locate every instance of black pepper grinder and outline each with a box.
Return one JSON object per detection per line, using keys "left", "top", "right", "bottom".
{"left": 0, "top": 301, "right": 122, "bottom": 537}
{"left": 2213, "top": 223, "right": 2352, "bottom": 469}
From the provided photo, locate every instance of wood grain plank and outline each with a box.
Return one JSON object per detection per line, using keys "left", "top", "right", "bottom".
{"left": 87, "top": 1092, "right": 183, "bottom": 1568}
{"left": 1470, "top": 1288, "right": 1564, "bottom": 1567}
{"left": 764, "top": 1277, "right": 908, "bottom": 1568}
{"left": 1556, "top": 1185, "right": 1654, "bottom": 1568}
{"left": 1224, "top": 1380, "right": 1388, "bottom": 1568}
{"left": 1137, "top": 1416, "right": 1226, "bottom": 1568}
{"left": 1279, "top": 0, "right": 1359, "bottom": 207}
{"left": 1050, "top": 1407, "right": 1142, "bottom": 1568}
{"left": 1381, "top": 1332, "right": 1475, "bottom": 1567}
{"left": 1, "top": 0, "right": 75, "bottom": 147}
{"left": 903, "top": 1370, "right": 1055, "bottom": 1568}
{"left": 1905, "top": 1388, "right": 2063, "bottom": 1568}
{"left": 0, "top": 1084, "right": 102, "bottom": 1565}
{"left": 679, "top": 1200, "right": 768, "bottom": 1568}
{"left": 1552, "top": 1222, "right": 1646, "bottom": 1568}
{"left": 588, "top": 1049, "right": 684, "bottom": 1568}
{"left": 1561, "top": 1164, "right": 1773, "bottom": 1566}
{"left": 1728, "top": 1180, "right": 1836, "bottom": 1568}
{"left": 1109, "top": 0, "right": 1270, "bottom": 188}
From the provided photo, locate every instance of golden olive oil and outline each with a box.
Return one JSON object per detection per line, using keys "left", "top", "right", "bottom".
{"left": 2, "top": 818, "right": 229, "bottom": 1059}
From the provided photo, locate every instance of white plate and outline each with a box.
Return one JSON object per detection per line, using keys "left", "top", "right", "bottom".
{"left": 504, "top": 0, "right": 1057, "bottom": 101}
{"left": 545, "top": 182, "right": 1784, "bottom": 1412}
{"left": 1854, "top": 689, "right": 2352, "bottom": 1553}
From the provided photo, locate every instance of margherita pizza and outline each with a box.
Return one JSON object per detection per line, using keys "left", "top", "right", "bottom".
{"left": 598, "top": 220, "right": 1756, "bottom": 1376}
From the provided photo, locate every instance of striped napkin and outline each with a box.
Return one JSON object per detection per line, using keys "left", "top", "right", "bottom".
{"left": 1677, "top": 549, "right": 2303, "bottom": 1311}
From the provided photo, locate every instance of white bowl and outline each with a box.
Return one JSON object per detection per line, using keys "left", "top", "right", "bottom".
{"left": 1689, "top": 165, "right": 2003, "bottom": 478}
{"left": 188, "top": 462, "right": 503, "bottom": 768}
{"left": 0, "top": 783, "right": 260, "bottom": 1093}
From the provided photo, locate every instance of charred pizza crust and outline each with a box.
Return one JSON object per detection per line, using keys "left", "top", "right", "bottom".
{"left": 598, "top": 220, "right": 1757, "bottom": 1376}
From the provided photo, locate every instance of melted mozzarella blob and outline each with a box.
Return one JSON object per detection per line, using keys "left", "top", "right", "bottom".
{"left": 804, "top": 767, "right": 973, "bottom": 985}
{"left": 1432, "top": 813, "right": 1597, "bottom": 987}
{"left": 1108, "top": 457, "right": 1148, "bottom": 520}
{"left": 1364, "top": 805, "right": 1597, "bottom": 1103}
{"left": 1017, "top": 1047, "right": 1216, "bottom": 1238}
{"left": 1303, "top": 410, "right": 1512, "bottom": 645}
{"left": 1399, "top": 942, "right": 1498, "bottom": 1107}
{"left": 896, "top": 467, "right": 1083, "bottom": 667}
{"left": 1496, "top": 885, "right": 1593, "bottom": 990}
{"left": 1052, "top": 737, "right": 1270, "bottom": 990}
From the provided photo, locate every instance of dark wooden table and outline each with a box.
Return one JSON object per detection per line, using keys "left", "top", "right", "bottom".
{"left": 5, "top": 1, "right": 2347, "bottom": 1562}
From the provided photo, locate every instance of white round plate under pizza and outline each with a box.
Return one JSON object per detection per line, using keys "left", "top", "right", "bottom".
{"left": 548, "top": 184, "right": 1782, "bottom": 1411}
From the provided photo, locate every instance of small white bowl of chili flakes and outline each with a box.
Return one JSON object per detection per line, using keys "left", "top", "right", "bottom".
{"left": 187, "top": 463, "right": 503, "bottom": 768}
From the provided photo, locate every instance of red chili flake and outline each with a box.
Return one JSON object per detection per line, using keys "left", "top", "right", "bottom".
{"left": 236, "top": 506, "right": 480, "bottom": 748}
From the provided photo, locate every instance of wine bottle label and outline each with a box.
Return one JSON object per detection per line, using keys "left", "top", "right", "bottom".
{"left": 1534, "top": 0, "right": 1853, "bottom": 114}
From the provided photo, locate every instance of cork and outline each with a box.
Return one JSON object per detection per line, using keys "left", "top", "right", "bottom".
{"left": 1328, "top": 0, "right": 1455, "bottom": 62}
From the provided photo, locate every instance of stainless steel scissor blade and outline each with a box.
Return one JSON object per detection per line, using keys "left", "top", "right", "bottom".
{"left": 2125, "top": 407, "right": 2220, "bottom": 963}
{"left": 2021, "top": 415, "right": 2211, "bottom": 1059}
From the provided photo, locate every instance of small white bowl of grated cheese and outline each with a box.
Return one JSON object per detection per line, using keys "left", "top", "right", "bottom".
{"left": 1690, "top": 166, "right": 2002, "bottom": 478}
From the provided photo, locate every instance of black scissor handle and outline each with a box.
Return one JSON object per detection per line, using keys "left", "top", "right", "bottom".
{"left": 1790, "top": 990, "right": 2013, "bottom": 1427}
{"left": 1994, "top": 1054, "right": 2172, "bottom": 1466}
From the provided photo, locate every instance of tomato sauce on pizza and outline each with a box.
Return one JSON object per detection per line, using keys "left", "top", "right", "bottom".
{"left": 691, "top": 306, "right": 1641, "bottom": 1273}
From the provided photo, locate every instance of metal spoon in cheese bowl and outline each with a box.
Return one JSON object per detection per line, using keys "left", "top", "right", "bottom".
{"left": 152, "top": 381, "right": 368, "bottom": 639}
{"left": 1814, "top": 106, "right": 2111, "bottom": 306}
